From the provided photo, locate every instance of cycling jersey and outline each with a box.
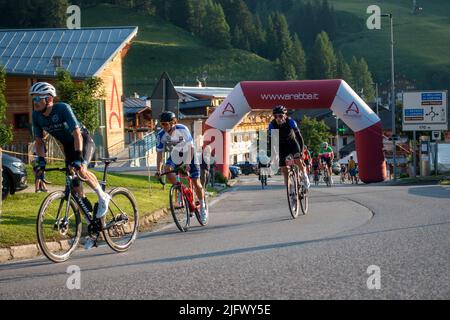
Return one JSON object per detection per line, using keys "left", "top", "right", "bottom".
{"left": 33, "top": 103, "right": 81, "bottom": 145}
{"left": 156, "top": 124, "right": 199, "bottom": 179}
{"left": 268, "top": 118, "right": 304, "bottom": 167}
{"left": 32, "top": 102, "right": 95, "bottom": 167}
{"left": 319, "top": 146, "right": 334, "bottom": 158}
{"left": 156, "top": 124, "right": 194, "bottom": 152}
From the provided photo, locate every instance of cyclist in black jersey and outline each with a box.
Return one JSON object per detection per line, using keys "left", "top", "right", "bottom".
{"left": 268, "top": 105, "right": 310, "bottom": 189}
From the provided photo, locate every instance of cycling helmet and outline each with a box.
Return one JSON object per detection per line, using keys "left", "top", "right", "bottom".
{"left": 29, "top": 82, "right": 57, "bottom": 97}
{"left": 160, "top": 111, "right": 176, "bottom": 122}
{"left": 322, "top": 142, "right": 329, "bottom": 148}
{"left": 272, "top": 105, "right": 287, "bottom": 115}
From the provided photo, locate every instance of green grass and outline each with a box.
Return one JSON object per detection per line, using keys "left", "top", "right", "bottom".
{"left": 0, "top": 166, "right": 225, "bottom": 248}
{"left": 329, "top": 0, "right": 450, "bottom": 88}
{"left": 0, "top": 172, "right": 170, "bottom": 248}
{"left": 82, "top": 4, "right": 277, "bottom": 95}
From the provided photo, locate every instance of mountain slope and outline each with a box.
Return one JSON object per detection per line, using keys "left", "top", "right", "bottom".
{"left": 329, "top": 0, "right": 450, "bottom": 90}
{"left": 82, "top": 4, "right": 277, "bottom": 95}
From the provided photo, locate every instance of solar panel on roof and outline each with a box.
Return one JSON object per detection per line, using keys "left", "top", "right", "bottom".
{"left": 0, "top": 27, "right": 137, "bottom": 77}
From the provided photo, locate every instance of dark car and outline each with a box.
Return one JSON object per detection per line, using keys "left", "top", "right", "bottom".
{"left": 229, "top": 165, "right": 242, "bottom": 179}
{"left": 234, "top": 161, "right": 258, "bottom": 175}
{"left": 2, "top": 153, "right": 28, "bottom": 199}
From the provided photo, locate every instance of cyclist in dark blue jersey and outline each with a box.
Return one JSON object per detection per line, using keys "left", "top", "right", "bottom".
{"left": 268, "top": 105, "right": 310, "bottom": 189}
{"left": 30, "top": 82, "right": 110, "bottom": 249}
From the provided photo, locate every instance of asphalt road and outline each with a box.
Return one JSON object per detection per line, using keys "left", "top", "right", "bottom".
{"left": 0, "top": 175, "right": 449, "bottom": 300}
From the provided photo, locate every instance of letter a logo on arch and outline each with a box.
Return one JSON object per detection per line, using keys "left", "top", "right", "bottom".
{"left": 346, "top": 102, "right": 360, "bottom": 115}
{"left": 222, "top": 103, "right": 236, "bottom": 115}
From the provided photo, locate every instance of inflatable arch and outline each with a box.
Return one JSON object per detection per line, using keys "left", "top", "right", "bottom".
{"left": 205, "top": 79, "right": 387, "bottom": 183}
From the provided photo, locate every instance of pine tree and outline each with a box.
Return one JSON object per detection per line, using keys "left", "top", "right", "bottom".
{"left": 336, "top": 51, "right": 354, "bottom": 87}
{"left": 265, "top": 12, "right": 292, "bottom": 61}
{"left": 308, "top": 31, "right": 337, "bottom": 79}
{"left": 278, "top": 52, "right": 297, "bottom": 80}
{"left": 291, "top": 34, "right": 307, "bottom": 79}
{"left": 358, "top": 58, "right": 375, "bottom": 102}
{"left": 188, "top": 0, "right": 208, "bottom": 36}
{"left": 252, "top": 14, "right": 267, "bottom": 56}
{"left": 202, "top": 0, "right": 231, "bottom": 49}
{"left": 169, "top": 0, "right": 193, "bottom": 29}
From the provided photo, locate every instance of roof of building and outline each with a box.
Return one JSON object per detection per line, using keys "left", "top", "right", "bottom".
{"left": 175, "top": 86, "right": 233, "bottom": 99}
{"left": 0, "top": 27, "right": 138, "bottom": 78}
{"left": 124, "top": 97, "right": 150, "bottom": 116}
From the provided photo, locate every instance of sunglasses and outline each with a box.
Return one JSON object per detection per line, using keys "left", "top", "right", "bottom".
{"left": 32, "top": 96, "right": 50, "bottom": 103}
{"left": 160, "top": 122, "right": 171, "bottom": 127}
{"left": 274, "top": 114, "right": 285, "bottom": 119}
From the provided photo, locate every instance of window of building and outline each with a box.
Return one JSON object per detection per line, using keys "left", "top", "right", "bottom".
{"left": 343, "top": 137, "right": 348, "bottom": 146}
{"left": 14, "top": 113, "right": 30, "bottom": 129}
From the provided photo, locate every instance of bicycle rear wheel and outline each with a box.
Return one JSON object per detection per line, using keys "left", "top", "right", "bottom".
{"left": 170, "top": 185, "right": 190, "bottom": 232}
{"left": 36, "top": 191, "right": 82, "bottom": 263}
{"left": 103, "top": 188, "right": 139, "bottom": 252}
{"left": 286, "top": 168, "right": 299, "bottom": 219}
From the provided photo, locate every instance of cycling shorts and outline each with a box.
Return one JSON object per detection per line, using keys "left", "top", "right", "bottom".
{"left": 279, "top": 141, "right": 301, "bottom": 167}
{"left": 320, "top": 156, "right": 332, "bottom": 167}
{"left": 166, "top": 158, "right": 200, "bottom": 179}
{"left": 64, "top": 131, "right": 95, "bottom": 168}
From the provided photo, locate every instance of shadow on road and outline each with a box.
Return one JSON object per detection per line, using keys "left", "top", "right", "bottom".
{"left": 2, "top": 220, "right": 449, "bottom": 284}
{"left": 408, "top": 186, "right": 450, "bottom": 199}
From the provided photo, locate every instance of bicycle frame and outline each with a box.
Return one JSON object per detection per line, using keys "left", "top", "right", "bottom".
{"left": 46, "top": 161, "right": 114, "bottom": 232}
{"left": 159, "top": 169, "right": 200, "bottom": 213}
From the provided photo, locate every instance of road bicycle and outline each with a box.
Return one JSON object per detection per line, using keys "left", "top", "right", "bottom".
{"left": 285, "top": 155, "right": 308, "bottom": 219}
{"left": 36, "top": 158, "right": 139, "bottom": 263}
{"left": 158, "top": 166, "right": 208, "bottom": 232}
{"left": 321, "top": 162, "right": 332, "bottom": 187}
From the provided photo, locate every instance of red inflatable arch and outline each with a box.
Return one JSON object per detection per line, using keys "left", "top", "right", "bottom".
{"left": 205, "top": 79, "right": 387, "bottom": 183}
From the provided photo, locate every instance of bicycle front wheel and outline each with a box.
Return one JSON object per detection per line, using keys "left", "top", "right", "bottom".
{"left": 300, "top": 186, "right": 309, "bottom": 215}
{"left": 36, "top": 191, "right": 82, "bottom": 263}
{"left": 170, "top": 185, "right": 190, "bottom": 232}
{"left": 286, "top": 168, "right": 299, "bottom": 219}
{"left": 103, "top": 188, "right": 139, "bottom": 253}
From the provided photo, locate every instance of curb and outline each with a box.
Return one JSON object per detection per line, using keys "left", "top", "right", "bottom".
{"left": 0, "top": 208, "right": 170, "bottom": 264}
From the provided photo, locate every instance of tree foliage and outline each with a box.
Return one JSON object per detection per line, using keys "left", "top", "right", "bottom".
{"left": 308, "top": 31, "right": 337, "bottom": 80}
{"left": 299, "top": 116, "right": 330, "bottom": 153}
{"left": 56, "top": 69, "right": 105, "bottom": 133}
{"left": 0, "top": 66, "right": 12, "bottom": 146}
{"left": 0, "top": 0, "right": 70, "bottom": 28}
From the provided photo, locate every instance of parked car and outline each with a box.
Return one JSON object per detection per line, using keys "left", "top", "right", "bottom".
{"left": 229, "top": 165, "right": 242, "bottom": 179}
{"left": 332, "top": 161, "right": 341, "bottom": 175}
{"left": 2, "top": 153, "right": 28, "bottom": 199}
{"left": 234, "top": 161, "right": 259, "bottom": 175}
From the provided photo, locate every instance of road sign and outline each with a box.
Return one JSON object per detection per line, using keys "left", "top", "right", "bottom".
{"left": 402, "top": 91, "right": 448, "bottom": 131}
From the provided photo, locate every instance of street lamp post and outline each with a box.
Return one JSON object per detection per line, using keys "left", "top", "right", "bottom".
{"left": 373, "top": 82, "right": 379, "bottom": 116}
{"left": 382, "top": 13, "right": 396, "bottom": 181}
{"left": 333, "top": 114, "right": 340, "bottom": 159}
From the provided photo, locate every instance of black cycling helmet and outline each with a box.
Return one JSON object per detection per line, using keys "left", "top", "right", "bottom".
{"left": 273, "top": 105, "right": 287, "bottom": 115}
{"left": 160, "top": 111, "right": 176, "bottom": 122}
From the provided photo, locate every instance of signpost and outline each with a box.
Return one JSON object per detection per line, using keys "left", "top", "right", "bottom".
{"left": 402, "top": 91, "right": 448, "bottom": 131}
{"left": 402, "top": 91, "right": 448, "bottom": 177}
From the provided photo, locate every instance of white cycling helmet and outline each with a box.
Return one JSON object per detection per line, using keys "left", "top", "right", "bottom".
{"left": 29, "top": 82, "right": 57, "bottom": 97}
